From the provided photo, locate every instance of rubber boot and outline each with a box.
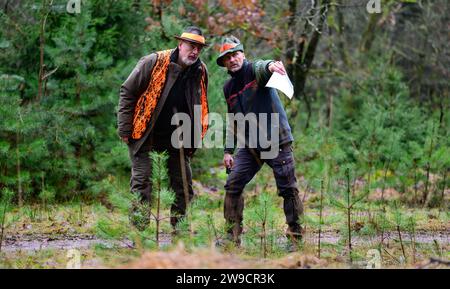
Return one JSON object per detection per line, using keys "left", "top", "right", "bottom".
{"left": 281, "top": 189, "right": 303, "bottom": 251}
{"left": 225, "top": 220, "right": 243, "bottom": 246}
{"left": 220, "top": 193, "right": 244, "bottom": 247}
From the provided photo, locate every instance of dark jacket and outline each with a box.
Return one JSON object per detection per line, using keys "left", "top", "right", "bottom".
{"left": 223, "top": 59, "right": 293, "bottom": 154}
{"left": 118, "top": 48, "right": 208, "bottom": 155}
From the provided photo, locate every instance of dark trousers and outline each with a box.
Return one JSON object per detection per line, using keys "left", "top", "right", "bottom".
{"left": 224, "top": 144, "right": 303, "bottom": 233}
{"left": 128, "top": 135, "right": 193, "bottom": 227}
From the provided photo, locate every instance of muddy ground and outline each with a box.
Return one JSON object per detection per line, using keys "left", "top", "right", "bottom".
{"left": 2, "top": 229, "right": 448, "bottom": 252}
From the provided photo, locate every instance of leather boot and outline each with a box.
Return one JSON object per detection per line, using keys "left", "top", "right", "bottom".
{"left": 225, "top": 220, "right": 243, "bottom": 246}
{"left": 281, "top": 189, "right": 303, "bottom": 251}
{"left": 282, "top": 189, "right": 303, "bottom": 224}
{"left": 221, "top": 193, "right": 244, "bottom": 247}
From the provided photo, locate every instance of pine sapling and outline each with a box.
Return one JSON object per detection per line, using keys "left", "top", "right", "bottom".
{"left": 329, "top": 168, "right": 369, "bottom": 263}
{"left": 346, "top": 169, "right": 352, "bottom": 262}
{"left": 0, "top": 189, "right": 13, "bottom": 253}
{"left": 407, "top": 214, "right": 417, "bottom": 264}
{"left": 16, "top": 132, "right": 23, "bottom": 207}
{"left": 438, "top": 168, "right": 447, "bottom": 216}
{"left": 150, "top": 151, "right": 174, "bottom": 248}
{"left": 261, "top": 195, "right": 268, "bottom": 258}
{"left": 206, "top": 213, "right": 219, "bottom": 244}
{"left": 39, "top": 188, "right": 55, "bottom": 220}
{"left": 79, "top": 199, "right": 84, "bottom": 225}
{"left": 423, "top": 121, "right": 437, "bottom": 206}
{"left": 246, "top": 192, "right": 277, "bottom": 258}
{"left": 393, "top": 201, "right": 407, "bottom": 262}
{"left": 413, "top": 159, "right": 419, "bottom": 205}
{"left": 318, "top": 180, "right": 324, "bottom": 258}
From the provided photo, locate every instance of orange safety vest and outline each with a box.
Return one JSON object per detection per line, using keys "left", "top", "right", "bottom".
{"left": 132, "top": 49, "right": 208, "bottom": 140}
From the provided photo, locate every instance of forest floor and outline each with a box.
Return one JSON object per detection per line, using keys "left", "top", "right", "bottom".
{"left": 0, "top": 200, "right": 448, "bottom": 269}
{"left": 0, "top": 164, "right": 449, "bottom": 269}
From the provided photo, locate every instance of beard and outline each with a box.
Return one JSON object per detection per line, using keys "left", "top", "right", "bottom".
{"left": 180, "top": 54, "right": 198, "bottom": 67}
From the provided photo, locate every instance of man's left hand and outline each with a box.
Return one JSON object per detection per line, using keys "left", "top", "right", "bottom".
{"left": 268, "top": 61, "right": 286, "bottom": 75}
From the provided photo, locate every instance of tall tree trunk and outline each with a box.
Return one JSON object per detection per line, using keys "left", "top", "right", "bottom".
{"left": 285, "top": 0, "right": 298, "bottom": 79}
{"left": 292, "top": 0, "right": 330, "bottom": 129}
{"left": 37, "top": 0, "right": 53, "bottom": 102}
{"left": 153, "top": 1, "right": 170, "bottom": 41}
{"left": 335, "top": 1, "right": 349, "bottom": 66}
{"left": 359, "top": 13, "right": 382, "bottom": 53}
{"left": 295, "top": 0, "right": 329, "bottom": 94}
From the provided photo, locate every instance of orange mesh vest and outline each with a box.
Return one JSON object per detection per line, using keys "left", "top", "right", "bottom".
{"left": 132, "top": 49, "right": 208, "bottom": 140}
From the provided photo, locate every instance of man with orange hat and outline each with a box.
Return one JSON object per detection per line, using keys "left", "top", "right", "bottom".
{"left": 217, "top": 35, "right": 303, "bottom": 250}
{"left": 117, "top": 26, "right": 209, "bottom": 232}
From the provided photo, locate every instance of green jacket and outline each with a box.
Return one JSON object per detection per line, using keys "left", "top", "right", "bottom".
{"left": 223, "top": 59, "right": 293, "bottom": 154}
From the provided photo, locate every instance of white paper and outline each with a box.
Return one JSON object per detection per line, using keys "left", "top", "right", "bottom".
{"left": 265, "top": 72, "right": 294, "bottom": 99}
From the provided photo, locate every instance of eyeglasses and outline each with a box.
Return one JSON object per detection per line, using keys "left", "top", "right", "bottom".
{"left": 183, "top": 41, "right": 203, "bottom": 53}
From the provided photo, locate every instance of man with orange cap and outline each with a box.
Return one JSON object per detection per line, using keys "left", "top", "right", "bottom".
{"left": 217, "top": 35, "right": 303, "bottom": 250}
{"left": 118, "top": 27, "right": 209, "bottom": 232}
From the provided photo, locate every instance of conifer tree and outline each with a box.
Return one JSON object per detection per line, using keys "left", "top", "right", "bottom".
{"left": 328, "top": 167, "right": 369, "bottom": 263}
{"left": 245, "top": 192, "right": 281, "bottom": 258}
{"left": 0, "top": 189, "right": 14, "bottom": 253}
{"left": 150, "top": 151, "right": 175, "bottom": 247}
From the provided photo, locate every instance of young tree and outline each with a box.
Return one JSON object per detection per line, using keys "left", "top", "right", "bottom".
{"left": 328, "top": 167, "right": 369, "bottom": 263}
{"left": 0, "top": 189, "right": 14, "bottom": 253}
{"left": 150, "top": 151, "right": 175, "bottom": 247}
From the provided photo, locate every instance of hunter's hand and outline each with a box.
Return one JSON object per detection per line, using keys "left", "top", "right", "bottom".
{"left": 121, "top": 136, "right": 130, "bottom": 144}
{"left": 223, "top": 153, "right": 234, "bottom": 169}
{"left": 268, "top": 61, "right": 286, "bottom": 75}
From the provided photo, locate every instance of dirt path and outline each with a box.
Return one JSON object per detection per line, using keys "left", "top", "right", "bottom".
{"left": 1, "top": 234, "right": 133, "bottom": 252}
{"left": 303, "top": 230, "right": 449, "bottom": 246}
{"left": 2, "top": 230, "right": 448, "bottom": 252}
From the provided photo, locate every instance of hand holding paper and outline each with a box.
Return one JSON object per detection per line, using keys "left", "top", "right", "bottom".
{"left": 265, "top": 71, "right": 294, "bottom": 99}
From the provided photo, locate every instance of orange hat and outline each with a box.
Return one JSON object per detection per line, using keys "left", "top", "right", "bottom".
{"left": 216, "top": 35, "right": 244, "bottom": 67}
{"left": 174, "top": 27, "right": 207, "bottom": 47}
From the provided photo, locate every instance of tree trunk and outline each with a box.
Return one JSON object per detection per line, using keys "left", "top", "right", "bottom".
{"left": 37, "top": 0, "right": 53, "bottom": 102}
{"left": 295, "top": 0, "right": 330, "bottom": 93}
{"left": 292, "top": 0, "right": 330, "bottom": 129}
{"left": 285, "top": 0, "right": 298, "bottom": 79}
{"left": 335, "top": 1, "right": 349, "bottom": 66}
{"left": 359, "top": 13, "right": 381, "bottom": 53}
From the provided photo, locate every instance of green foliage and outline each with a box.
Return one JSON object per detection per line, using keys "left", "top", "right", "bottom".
{"left": 0, "top": 1, "right": 448, "bottom": 268}
{"left": 0, "top": 0, "right": 447, "bottom": 216}
{"left": 0, "top": 188, "right": 14, "bottom": 252}
{"left": 39, "top": 188, "right": 55, "bottom": 209}
{"left": 95, "top": 216, "right": 129, "bottom": 241}
{"left": 150, "top": 151, "right": 175, "bottom": 209}
{"left": 0, "top": 1, "right": 165, "bottom": 203}
{"left": 243, "top": 192, "right": 284, "bottom": 257}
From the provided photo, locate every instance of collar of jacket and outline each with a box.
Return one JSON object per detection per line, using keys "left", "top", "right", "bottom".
{"left": 228, "top": 59, "right": 249, "bottom": 78}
